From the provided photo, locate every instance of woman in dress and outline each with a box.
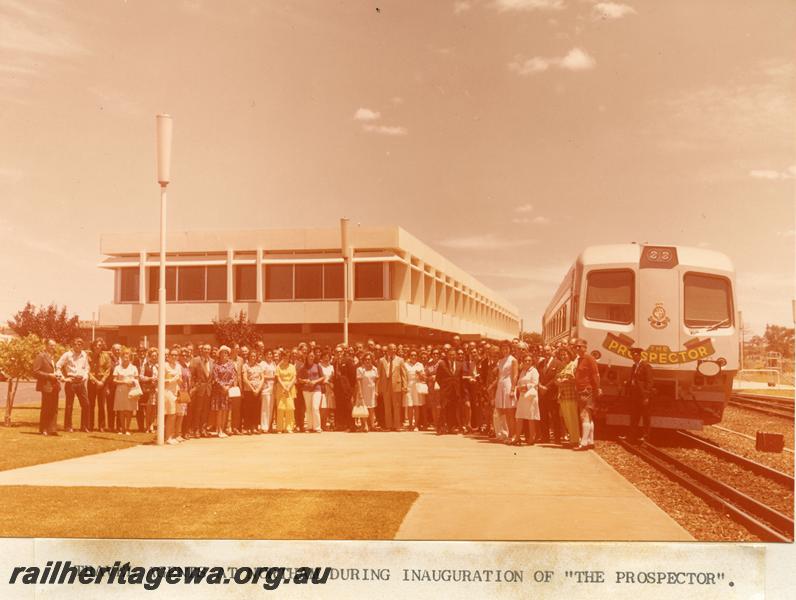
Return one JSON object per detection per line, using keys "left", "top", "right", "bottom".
{"left": 554, "top": 347, "right": 580, "bottom": 448}
{"left": 260, "top": 349, "right": 277, "bottom": 433}
{"left": 163, "top": 349, "right": 182, "bottom": 445}
{"left": 211, "top": 345, "right": 236, "bottom": 438}
{"left": 242, "top": 351, "right": 264, "bottom": 434}
{"left": 402, "top": 350, "right": 424, "bottom": 431}
{"left": 275, "top": 350, "right": 297, "bottom": 433}
{"left": 424, "top": 348, "right": 441, "bottom": 432}
{"left": 299, "top": 350, "right": 325, "bottom": 433}
{"left": 355, "top": 353, "right": 379, "bottom": 432}
{"left": 415, "top": 350, "right": 429, "bottom": 429}
{"left": 139, "top": 347, "right": 159, "bottom": 433}
{"left": 494, "top": 341, "right": 519, "bottom": 445}
{"left": 319, "top": 351, "right": 335, "bottom": 431}
{"left": 177, "top": 347, "right": 191, "bottom": 441}
{"left": 112, "top": 349, "right": 138, "bottom": 435}
{"left": 513, "top": 352, "right": 540, "bottom": 445}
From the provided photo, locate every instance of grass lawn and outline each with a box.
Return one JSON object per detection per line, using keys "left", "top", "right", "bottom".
{"left": 0, "top": 405, "right": 153, "bottom": 472}
{"left": 0, "top": 486, "right": 418, "bottom": 539}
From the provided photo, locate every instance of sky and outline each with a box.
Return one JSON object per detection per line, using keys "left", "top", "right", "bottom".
{"left": 0, "top": 0, "right": 793, "bottom": 335}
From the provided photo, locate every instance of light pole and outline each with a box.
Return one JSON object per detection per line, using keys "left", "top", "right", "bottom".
{"left": 156, "top": 114, "right": 172, "bottom": 446}
{"left": 340, "top": 218, "right": 351, "bottom": 346}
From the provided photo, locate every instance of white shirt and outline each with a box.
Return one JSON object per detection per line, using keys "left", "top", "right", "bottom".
{"left": 56, "top": 350, "right": 89, "bottom": 380}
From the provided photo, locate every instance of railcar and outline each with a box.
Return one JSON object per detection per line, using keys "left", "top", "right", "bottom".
{"left": 542, "top": 244, "right": 738, "bottom": 429}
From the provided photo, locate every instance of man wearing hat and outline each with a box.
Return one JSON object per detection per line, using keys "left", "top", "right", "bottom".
{"left": 626, "top": 347, "right": 654, "bottom": 441}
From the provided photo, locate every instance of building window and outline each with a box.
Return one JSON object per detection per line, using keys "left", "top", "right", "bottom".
{"left": 265, "top": 264, "right": 293, "bottom": 300}
{"left": 206, "top": 266, "right": 227, "bottom": 301}
{"left": 684, "top": 273, "right": 733, "bottom": 328}
{"left": 148, "top": 267, "right": 176, "bottom": 302}
{"left": 295, "top": 264, "right": 323, "bottom": 300}
{"left": 178, "top": 266, "right": 205, "bottom": 302}
{"left": 235, "top": 265, "right": 257, "bottom": 301}
{"left": 584, "top": 269, "right": 634, "bottom": 324}
{"left": 119, "top": 268, "right": 139, "bottom": 303}
{"left": 323, "top": 264, "right": 344, "bottom": 299}
{"left": 355, "top": 262, "right": 385, "bottom": 300}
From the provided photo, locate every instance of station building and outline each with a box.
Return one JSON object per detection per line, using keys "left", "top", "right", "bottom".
{"left": 97, "top": 226, "right": 521, "bottom": 346}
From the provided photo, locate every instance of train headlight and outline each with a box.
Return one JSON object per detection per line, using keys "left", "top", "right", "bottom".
{"left": 696, "top": 360, "right": 721, "bottom": 377}
{"left": 716, "top": 357, "right": 727, "bottom": 367}
{"left": 591, "top": 350, "right": 602, "bottom": 360}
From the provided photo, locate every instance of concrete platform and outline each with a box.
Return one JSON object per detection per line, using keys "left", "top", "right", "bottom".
{"left": 0, "top": 432, "right": 692, "bottom": 541}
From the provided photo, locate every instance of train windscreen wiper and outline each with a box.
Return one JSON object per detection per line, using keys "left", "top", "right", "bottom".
{"left": 705, "top": 317, "right": 731, "bottom": 331}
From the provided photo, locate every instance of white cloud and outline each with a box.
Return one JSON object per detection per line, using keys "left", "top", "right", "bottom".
{"left": 512, "top": 217, "right": 530, "bottom": 224}
{"left": 749, "top": 170, "right": 782, "bottom": 180}
{"left": 515, "top": 203, "right": 534, "bottom": 213}
{"left": 559, "top": 47, "right": 596, "bottom": 71}
{"left": 353, "top": 107, "right": 381, "bottom": 121}
{"left": 493, "top": 0, "right": 564, "bottom": 12}
{"left": 697, "top": 241, "right": 711, "bottom": 248}
{"left": 362, "top": 124, "right": 408, "bottom": 136}
{"left": 510, "top": 47, "right": 595, "bottom": 76}
{"left": 391, "top": 96, "right": 404, "bottom": 105}
{"left": 532, "top": 216, "right": 551, "bottom": 225}
{"left": 453, "top": 1, "right": 472, "bottom": 14}
{"left": 508, "top": 56, "right": 552, "bottom": 75}
{"left": 0, "top": 1, "right": 86, "bottom": 56}
{"left": 437, "top": 234, "right": 538, "bottom": 250}
{"left": 592, "top": 2, "right": 636, "bottom": 20}
{"left": 749, "top": 166, "right": 796, "bottom": 180}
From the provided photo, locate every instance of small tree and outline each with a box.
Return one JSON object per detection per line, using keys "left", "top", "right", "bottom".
{"left": 0, "top": 335, "right": 58, "bottom": 426}
{"left": 522, "top": 331, "right": 543, "bottom": 346}
{"left": 7, "top": 302, "right": 80, "bottom": 345}
{"left": 764, "top": 324, "right": 795, "bottom": 359}
{"left": 212, "top": 311, "right": 260, "bottom": 348}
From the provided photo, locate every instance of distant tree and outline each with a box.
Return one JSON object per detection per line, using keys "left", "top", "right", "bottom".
{"left": 212, "top": 311, "right": 259, "bottom": 348}
{"left": 0, "top": 335, "right": 65, "bottom": 426}
{"left": 763, "top": 324, "right": 794, "bottom": 358}
{"left": 7, "top": 302, "right": 80, "bottom": 345}
{"left": 522, "top": 331, "right": 543, "bottom": 346}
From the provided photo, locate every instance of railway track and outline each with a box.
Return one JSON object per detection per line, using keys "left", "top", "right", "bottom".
{"left": 728, "top": 393, "right": 794, "bottom": 420}
{"left": 617, "top": 437, "right": 794, "bottom": 542}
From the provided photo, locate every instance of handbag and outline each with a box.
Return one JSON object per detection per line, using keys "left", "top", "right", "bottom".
{"left": 128, "top": 380, "right": 143, "bottom": 398}
{"left": 178, "top": 390, "right": 191, "bottom": 404}
{"left": 228, "top": 386, "right": 241, "bottom": 398}
{"left": 351, "top": 400, "right": 369, "bottom": 419}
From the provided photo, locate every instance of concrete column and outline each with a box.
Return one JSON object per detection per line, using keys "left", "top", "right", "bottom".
{"left": 256, "top": 247, "right": 263, "bottom": 302}
{"left": 226, "top": 248, "right": 234, "bottom": 303}
{"left": 138, "top": 250, "right": 146, "bottom": 304}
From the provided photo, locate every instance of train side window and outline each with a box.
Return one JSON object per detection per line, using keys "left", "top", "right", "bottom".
{"left": 684, "top": 273, "right": 733, "bottom": 328}
{"left": 584, "top": 269, "right": 634, "bottom": 324}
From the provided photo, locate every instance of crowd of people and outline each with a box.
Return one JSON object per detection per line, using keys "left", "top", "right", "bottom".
{"left": 32, "top": 334, "right": 605, "bottom": 450}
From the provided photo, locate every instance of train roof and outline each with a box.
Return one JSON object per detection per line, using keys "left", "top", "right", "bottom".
{"left": 578, "top": 244, "right": 734, "bottom": 272}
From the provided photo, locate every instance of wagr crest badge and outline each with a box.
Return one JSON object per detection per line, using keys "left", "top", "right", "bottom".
{"left": 648, "top": 303, "right": 670, "bottom": 329}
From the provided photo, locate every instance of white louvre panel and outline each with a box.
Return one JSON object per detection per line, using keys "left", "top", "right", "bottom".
{"left": 262, "top": 257, "right": 344, "bottom": 265}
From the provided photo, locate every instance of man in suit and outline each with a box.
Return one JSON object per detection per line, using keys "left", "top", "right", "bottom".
{"left": 537, "top": 345, "right": 564, "bottom": 444}
{"left": 87, "top": 338, "right": 112, "bottom": 432}
{"left": 189, "top": 343, "right": 214, "bottom": 437}
{"left": 56, "top": 337, "right": 90, "bottom": 432}
{"left": 377, "top": 343, "right": 407, "bottom": 431}
{"left": 33, "top": 339, "right": 61, "bottom": 436}
{"left": 627, "top": 346, "right": 655, "bottom": 441}
{"left": 435, "top": 348, "right": 463, "bottom": 434}
{"left": 104, "top": 343, "right": 122, "bottom": 432}
{"left": 332, "top": 345, "right": 356, "bottom": 432}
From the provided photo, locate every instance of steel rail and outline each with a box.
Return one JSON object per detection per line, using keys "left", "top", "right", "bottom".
{"left": 617, "top": 438, "right": 794, "bottom": 543}
{"left": 708, "top": 425, "right": 795, "bottom": 454}
{"left": 734, "top": 393, "right": 795, "bottom": 407}
{"left": 731, "top": 395, "right": 795, "bottom": 412}
{"left": 674, "top": 430, "right": 794, "bottom": 489}
{"left": 727, "top": 399, "right": 794, "bottom": 420}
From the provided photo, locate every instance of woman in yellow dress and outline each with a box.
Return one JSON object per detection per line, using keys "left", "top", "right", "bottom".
{"left": 554, "top": 347, "right": 580, "bottom": 448}
{"left": 275, "top": 350, "right": 297, "bottom": 433}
